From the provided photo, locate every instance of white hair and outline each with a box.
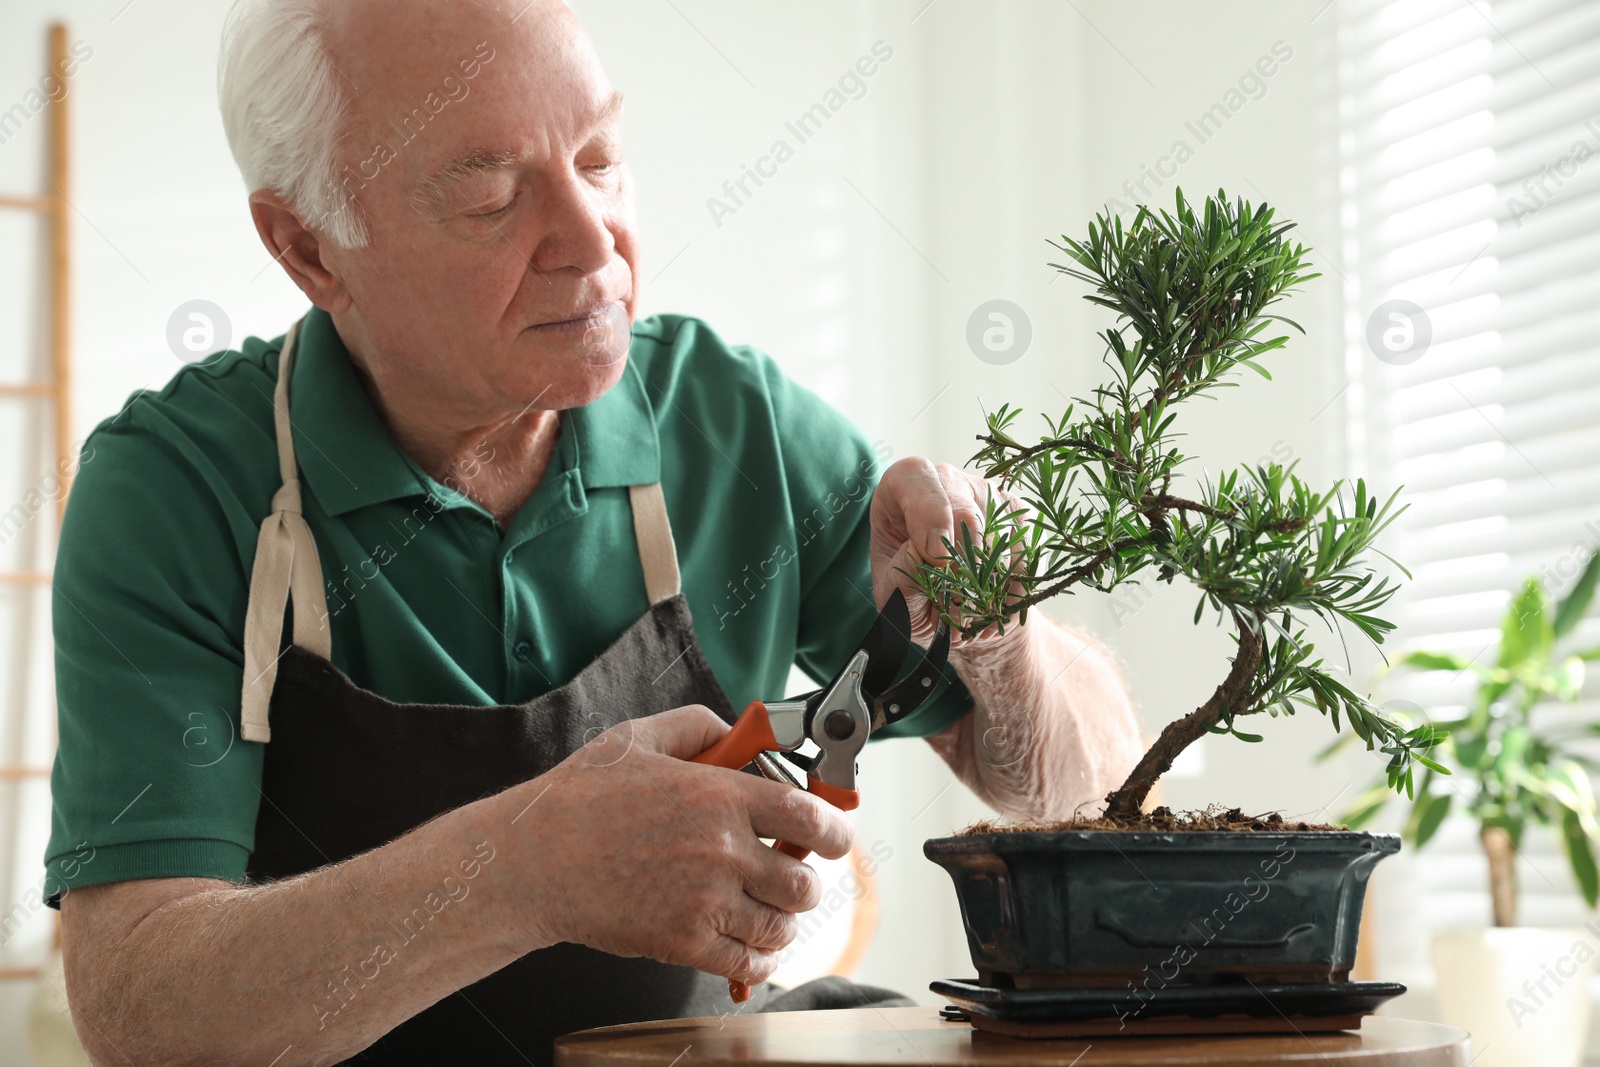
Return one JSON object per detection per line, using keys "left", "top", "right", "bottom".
{"left": 217, "top": 0, "right": 368, "bottom": 248}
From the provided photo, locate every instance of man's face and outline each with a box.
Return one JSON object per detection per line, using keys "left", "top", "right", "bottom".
{"left": 320, "top": 0, "right": 637, "bottom": 419}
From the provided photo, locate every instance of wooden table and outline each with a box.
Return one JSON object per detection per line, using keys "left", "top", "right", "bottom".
{"left": 556, "top": 1007, "right": 1470, "bottom": 1067}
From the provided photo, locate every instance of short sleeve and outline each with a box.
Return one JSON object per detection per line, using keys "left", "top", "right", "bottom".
{"left": 752, "top": 354, "right": 973, "bottom": 740}
{"left": 46, "top": 422, "right": 266, "bottom": 904}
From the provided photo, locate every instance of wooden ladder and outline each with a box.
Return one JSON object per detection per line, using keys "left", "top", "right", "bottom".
{"left": 0, "top": 21, "right": 74, "bottom": 983}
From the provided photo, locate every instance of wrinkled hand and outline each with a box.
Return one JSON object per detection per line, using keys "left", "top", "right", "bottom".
{"left": 870, "top": 457, "right": 1028, "bottom": 654}
{"left": 510, "top": 705, "right": 853, "bottom": 986}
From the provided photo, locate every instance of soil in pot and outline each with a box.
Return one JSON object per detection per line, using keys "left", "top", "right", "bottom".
{"left": 964, "top": 805, "right": 1341, "bottom": 835}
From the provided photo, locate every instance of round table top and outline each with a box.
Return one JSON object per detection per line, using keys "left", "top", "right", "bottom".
{"left": 555, "top": 1007, "right": 1470, "bottom": 1067}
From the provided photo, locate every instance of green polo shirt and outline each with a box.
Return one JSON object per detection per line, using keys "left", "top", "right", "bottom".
{"left": 44, "top": 309, "right": 971, "bottom": 899}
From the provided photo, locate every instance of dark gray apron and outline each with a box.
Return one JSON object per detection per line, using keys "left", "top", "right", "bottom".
{"left": 237, "top": 318, "right": 907, "bottom": 1066}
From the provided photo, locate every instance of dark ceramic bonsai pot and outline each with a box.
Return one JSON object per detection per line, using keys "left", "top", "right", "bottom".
{"left": 925, "top": 829, "right": 1400, "bottom": 990}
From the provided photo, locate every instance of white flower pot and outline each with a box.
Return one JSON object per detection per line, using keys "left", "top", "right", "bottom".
{"left": 1432, "top": 927, "right": 1595, "bottom": 1067}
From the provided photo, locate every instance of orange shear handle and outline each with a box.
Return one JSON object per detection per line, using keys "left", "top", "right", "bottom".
{"left": 690, "top": 700, "right": 861, "bottom": 1002}
{"left": 691, "top": 699, "right": 781, "bottom": 773}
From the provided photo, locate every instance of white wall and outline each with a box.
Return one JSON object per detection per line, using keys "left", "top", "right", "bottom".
{"left": 0, "top": 0, "right": 1412, "bottom": 1060}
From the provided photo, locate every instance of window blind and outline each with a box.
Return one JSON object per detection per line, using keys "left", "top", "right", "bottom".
{"left": 1337, "top": 0, "right": 1600, "bottom": 1015}
{"left": 1342, "top": 0, "right": 1600, "bottom": 641}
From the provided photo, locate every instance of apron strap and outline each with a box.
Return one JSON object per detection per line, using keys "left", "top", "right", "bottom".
{"left": 241, "top": 318, "right": 331, "bottom": 743}
{"left": 628, "top": 482, "right": 681, "bottom": 604}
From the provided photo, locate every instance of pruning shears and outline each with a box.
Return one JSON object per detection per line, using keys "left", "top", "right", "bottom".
{"left": 691, "top": 588, "right": 951, "bottom": 1001}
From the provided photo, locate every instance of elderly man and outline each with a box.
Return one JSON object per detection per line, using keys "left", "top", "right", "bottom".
{"left": 47, "top": 0, "right": 1140, "bottom": 1064}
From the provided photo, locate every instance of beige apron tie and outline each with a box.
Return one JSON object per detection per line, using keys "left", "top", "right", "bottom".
{"left": 628, "top": 482, "right": 681, "bottom": 604}
{"left": 240, "top": 319, "right": 331, "bottom": 743}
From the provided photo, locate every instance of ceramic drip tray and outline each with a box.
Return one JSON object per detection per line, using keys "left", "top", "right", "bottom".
{"left": 931, "top": 977, "right": 1407, "bottom": 1039}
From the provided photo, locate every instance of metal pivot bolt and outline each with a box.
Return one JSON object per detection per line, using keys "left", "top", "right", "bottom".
{"left": 824, "top": 709, "right": 856, "bottom": 741}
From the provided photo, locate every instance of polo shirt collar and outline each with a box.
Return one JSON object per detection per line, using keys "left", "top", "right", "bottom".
{"left": 287, "top": 307, "right": 661, "bottom": 518}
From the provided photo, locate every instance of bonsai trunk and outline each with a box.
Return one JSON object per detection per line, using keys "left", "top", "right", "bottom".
{"left": 1481, "top": 825, "right": 1518, "bottom": 927}
{"left": 1103, "top": 614, "right": 1264, "bottom": 820}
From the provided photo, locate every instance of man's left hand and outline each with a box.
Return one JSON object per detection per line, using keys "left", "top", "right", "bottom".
{"left": 869, "top": 456, "right": 1025, "bottom": 655}
{"left": 869, "top": 458, "right": 1144, "bottom": 822}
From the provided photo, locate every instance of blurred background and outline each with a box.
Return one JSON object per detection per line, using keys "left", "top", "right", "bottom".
{"left": 1, "top": 0, "right": 1597, "bottom": 1062}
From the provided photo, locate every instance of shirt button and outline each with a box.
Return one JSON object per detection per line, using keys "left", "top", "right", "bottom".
{"left": 513, "top": 639, "right": 533, "bottom": 662}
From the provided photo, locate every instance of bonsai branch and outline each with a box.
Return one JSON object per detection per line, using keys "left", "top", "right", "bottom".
{"left": 1146, "top": 493, "right": 1231, "bottom": 523}
{"left": 1019, "top": 549, "right": 1122, "bottom": 605}
{"left": 1145, "top": 494, "right": 1307, "bottom": 536}
{"left": 1102, "top": 612, "right": 1265, "bottom": 820}
{"left": 1126, "top": 334, "right": 1250, "bottom": 435}
{"left": 975, "top": 432, "right": 1125, "bottom": 468}
{"left": 960, "top": 538, "right": 1144, "bottom": 628}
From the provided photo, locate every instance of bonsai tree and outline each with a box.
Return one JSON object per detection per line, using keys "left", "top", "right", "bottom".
{"left": 1338, "top": 553, "right": 1600, "bottom": 925}
{"left": 909, "top": 188, "right": 1443, "bottom": 822}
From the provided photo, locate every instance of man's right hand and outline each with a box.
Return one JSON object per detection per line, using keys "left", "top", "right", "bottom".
{"left": 59, "top": 705, "right": 843, "bottom": 1066}
{"left": 502, "top": 704, "right": 855, "bottom": 987}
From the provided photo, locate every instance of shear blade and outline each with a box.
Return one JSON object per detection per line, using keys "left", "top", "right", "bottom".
{"left": 872, "top": 618, "right": 952, "bottom": 729}
{"left": 859, "top": 589, "right": 915, "bottom": 698}
{"left": 784, "top": 590, "right": 909, "bottom": 707}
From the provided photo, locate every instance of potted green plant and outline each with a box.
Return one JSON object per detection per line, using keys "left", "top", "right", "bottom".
{"left": 909, "top": 189, "right": 1444, "bottom": 1034}
{"left": 1336, "top": 555, "right": 1600, "bottom": 1067}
